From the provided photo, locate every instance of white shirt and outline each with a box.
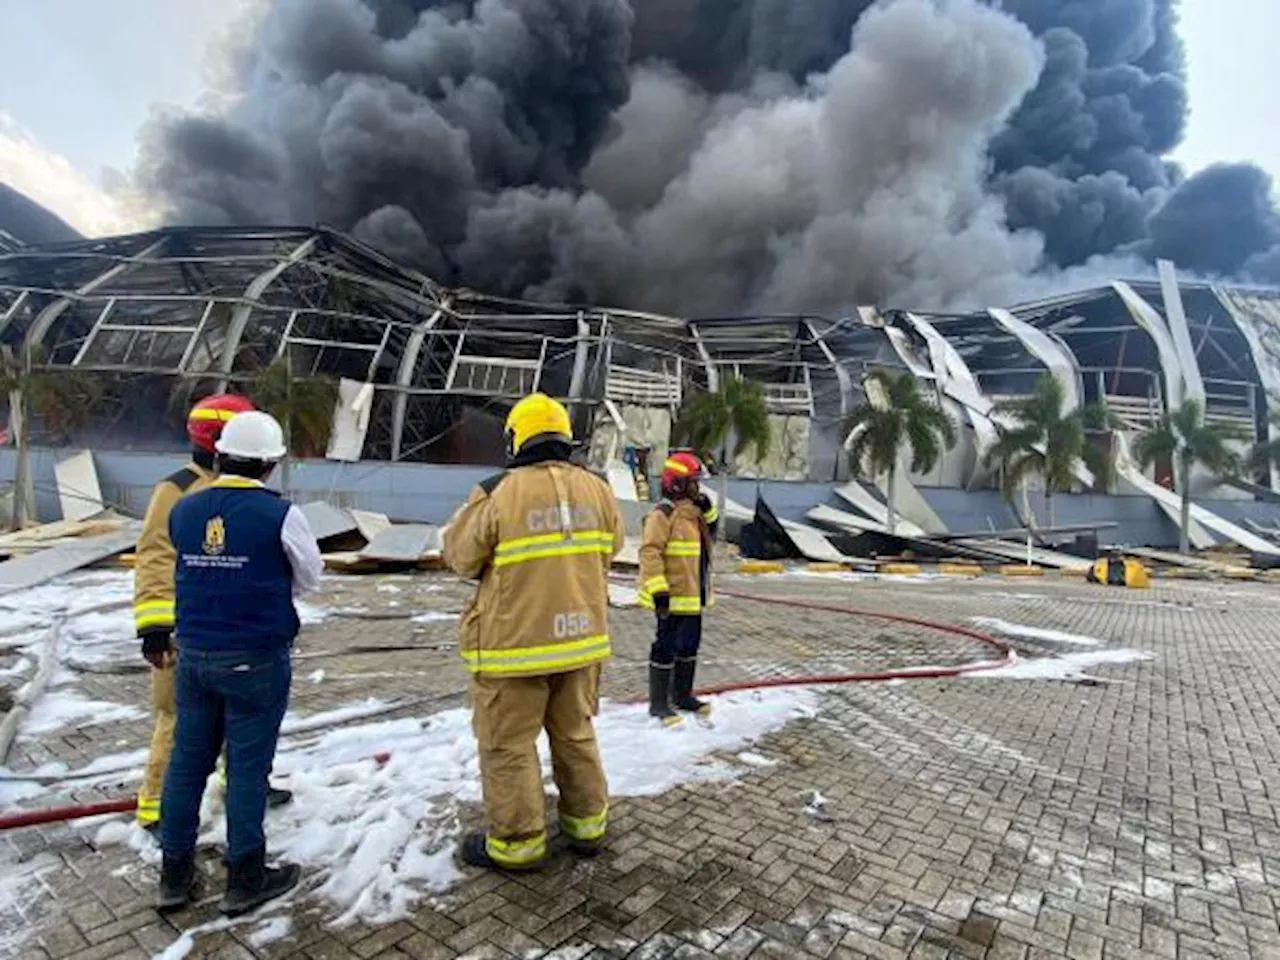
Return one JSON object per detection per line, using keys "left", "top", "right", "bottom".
{"left": 209, "top": 477, "right": 324, "bottom": 596}
{"left": 282, "top": 505, "right": 324, "bottom": 596}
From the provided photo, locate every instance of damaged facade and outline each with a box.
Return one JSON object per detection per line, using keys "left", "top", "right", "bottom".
{"left": 2, "top": 226, "right": 1280, "bottom": 506}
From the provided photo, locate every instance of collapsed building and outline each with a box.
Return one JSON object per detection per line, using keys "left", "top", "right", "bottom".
{"left": 3, "top": 226, "right": 1280, "bottom": 555}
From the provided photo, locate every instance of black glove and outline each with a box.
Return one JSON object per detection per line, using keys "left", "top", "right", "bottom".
{"left": 653, "top": 592, "right": 671, "bottom": 619}
{"left": 141, "top": 632, "right": 173, "bottom": 669}
{"left": 695, "top": 493, "right": 713, "bottom": 513}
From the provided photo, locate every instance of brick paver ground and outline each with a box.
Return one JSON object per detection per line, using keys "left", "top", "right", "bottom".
{"left": 3, "top": 568, "right": 1280, "bottom": 959}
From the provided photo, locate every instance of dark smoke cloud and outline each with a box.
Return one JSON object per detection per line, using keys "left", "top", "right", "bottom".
{"left": 139, "top": 0, "right": 1280, "bottom": 316}
{"left": 1148, "top": 164, "right": 1280, "bottom": 277}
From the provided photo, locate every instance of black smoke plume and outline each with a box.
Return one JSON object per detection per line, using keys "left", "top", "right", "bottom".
{"left": 138, "top": 0, "right": 1280, "bottom": 313}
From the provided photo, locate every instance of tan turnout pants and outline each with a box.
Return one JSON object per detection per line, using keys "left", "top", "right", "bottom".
{"left": 137, "top": 663, "right": 176, "bottom": 823}
{"left": 471, "top": 665, "right": 609, "bottom": 867}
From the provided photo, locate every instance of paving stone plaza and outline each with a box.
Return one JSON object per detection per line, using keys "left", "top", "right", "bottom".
{"left": 3, "top": 569, "right": 1280, "bottom": 960}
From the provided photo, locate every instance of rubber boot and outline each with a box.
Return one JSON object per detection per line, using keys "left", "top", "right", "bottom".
{"left": 267, "top": 786, "right": 293, "bottom": 808}
{"left": 673, "top": 657, "right": 710, "bottom": 715}
{"left": 648, "top": 664, "right": 680, "bottom": 726}
{"left": 156, "top": 852, "right": 197, "bottom": 913}
{"left": 219, "top": 847, "right": 300, "bottom": 917}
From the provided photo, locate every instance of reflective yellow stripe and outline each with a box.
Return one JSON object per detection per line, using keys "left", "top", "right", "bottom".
{"left": 462, "top": 636, "right": 612, "bottom": 674}
{"left": 136, "top": 796, "right": 161, "bottom": 822}
{"left": 639, "top": 593, "right": 703, "bottom": 612}
{"left": 188, "top": 408, "right": 237, "bottom": 422}
{"left": 642, "top": 576, "right": 670, "bottom": 595}
{"left": 496, "top": 530, "right": 615, "bottom": 554}
{"left": 702, "top": 506, "right": 719, "bottom": 523}
{"left": 134, "top": 600, "right": 175, "bottom": 630}
{"left": 664, "top": 543, "right": 701, "bottom": 557}
{"left": 486, "top": 833, "right": 547, "bottom": 867}
{"left": 561, "top": 806, "right": 608, "bottom": 842}
{"left": 493, "top": 543, "right": 614, "bottom": 568}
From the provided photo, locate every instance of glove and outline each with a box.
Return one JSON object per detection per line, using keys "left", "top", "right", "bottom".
{"left": 141, "top": 632, "right": 173, "bottom": 669}
{"left": 653, "top": 592, "right": 671, "bottom": 619}
{"left": 694, "top": 493, "right": 713, "bottom": 514}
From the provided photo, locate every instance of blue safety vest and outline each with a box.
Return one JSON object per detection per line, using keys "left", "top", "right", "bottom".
{"left": 169, "top": 480, "right": 297, "bottom": 651}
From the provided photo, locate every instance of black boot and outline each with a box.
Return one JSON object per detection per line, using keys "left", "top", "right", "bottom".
{"left": 459, "top": 832, "right": 545, "bottom": 871}
{"left": 648, "top": 663, "right": 680, "bottom": 726}
{"left": 219, "top": 847, "right": 300, "bottom": 917}
{"left": 673, "top": 657, "right": 710, "bottom": 715}
{"left": 267, "top": 786, "right": 293, "bottom": 808}
{"left": 156, "top": 852, "right": 197, "bottom": 913}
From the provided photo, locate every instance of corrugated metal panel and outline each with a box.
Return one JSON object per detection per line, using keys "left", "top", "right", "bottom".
{"left": 0, "top": 522, "right": 140, "bottom": 596}
{"left": 360, "top": 524, "right": 442, "bottom": 562}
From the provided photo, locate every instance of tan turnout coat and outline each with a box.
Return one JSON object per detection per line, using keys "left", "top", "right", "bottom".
{"left": 443, "top": 460, "right": 626, "bottom": 678}
{"left": 637, "top": 498, "right": 717, "bottom": 614}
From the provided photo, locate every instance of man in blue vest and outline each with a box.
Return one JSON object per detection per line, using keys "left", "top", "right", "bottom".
{"left": 157, "top": 411, "right": 323, "bottom": 917}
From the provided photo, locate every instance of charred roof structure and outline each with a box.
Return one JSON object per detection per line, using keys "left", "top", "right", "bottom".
{"left": 2, "top": 226, "right": 1280, "bottom": 491}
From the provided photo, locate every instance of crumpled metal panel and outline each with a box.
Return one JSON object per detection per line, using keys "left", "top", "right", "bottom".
{"left": 300, "top": 501, "right": 357, "bottom": 544}
{"left": 0, "top": 522, "right": 141, "bottom": 597}
{"left": 360, "top": 524, "right": 443, "bottom": 562}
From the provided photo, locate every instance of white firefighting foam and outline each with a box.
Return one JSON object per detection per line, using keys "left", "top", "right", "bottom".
{"left": 89, "top": 687, "right": 818, "bottom": 931}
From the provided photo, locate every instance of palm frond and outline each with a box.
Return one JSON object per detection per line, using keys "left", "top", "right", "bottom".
{"left": 845, "top": 370, "right": 954, "bottom": 480}
{"left": 674, "top": 376, "right": 772, "bottom": 467}
{"left": 1133, "top": 416, "right": 1178, "bottom": 469}
{"left": 251, "top": 359, "right": 339, "bottom": 456}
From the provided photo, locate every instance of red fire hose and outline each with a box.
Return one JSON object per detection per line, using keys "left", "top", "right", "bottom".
{"left": 0, "top": 591, "right": 1008, "bottom": 833}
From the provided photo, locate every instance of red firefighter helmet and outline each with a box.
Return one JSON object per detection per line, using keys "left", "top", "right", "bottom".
{"left": 660, "top": 451, "right": 707, "bottom": 499}
{"left": 186, "top": 394, "right": 256, "bottom": 454}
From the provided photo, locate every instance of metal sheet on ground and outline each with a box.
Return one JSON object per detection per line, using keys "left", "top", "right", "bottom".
{"left": 781, "top": 521, "right": 865, "bottom": 566}
{"left": 350, "top": 509, "right": 392, "bottom": 543}
{"left": 54, "top": 450, "right": 104, "bottom": 522}
{"left": 833, "top": 483, "right": 928, "bottom": 537}
{"left": 953, "top": 538, "right": 1091, "bottom": 571}
{"left": 0, "top": 523, "right": 141, "bottom": 596}
{"left": 807, "top": 505, "right": 1007, "bottom": 565}
{"left": 1124, "top": 546, "right": 1246, "bottom": 573}
{"left": 360, "top": 524, "right": 442, "bottom": 562}
{"left": 301, "top": 502, "right": 358, "bottom": 544}
{"left": 807, "top": 503, "right": 886, "bottom": 534}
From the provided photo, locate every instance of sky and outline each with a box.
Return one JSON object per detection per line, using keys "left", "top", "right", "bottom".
{"left": 0, "top": 0, "right": 1276, "bottom": 236}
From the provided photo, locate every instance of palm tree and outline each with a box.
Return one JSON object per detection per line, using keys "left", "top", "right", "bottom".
{"left": 673, "top": 375, "right": 772, "bottom": 539}
{"left": 250, "top": 355, "right": 339, "bottom": 494}
{"left": 986, "top": 374, "right": 1115, "bottom": 528}
{"left": 1135, "top": 399, "right": 1245, "bottom": 553}
{"left": 844, "top": 369, "right": 956, "bottom": 533}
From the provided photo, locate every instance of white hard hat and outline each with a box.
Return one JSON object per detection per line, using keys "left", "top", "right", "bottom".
{"left": 215, "top": 411, "right": 287, "bottom": 460}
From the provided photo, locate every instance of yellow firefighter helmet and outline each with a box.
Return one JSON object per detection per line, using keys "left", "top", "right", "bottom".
{"left": 505, "top": 393, "right": 572, "bottom": 456}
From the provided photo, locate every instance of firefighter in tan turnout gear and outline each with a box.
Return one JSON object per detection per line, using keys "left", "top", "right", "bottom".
{"left": 443, "top": 392, "right": 625, "bottom": 870}
{"left": 134, "top": 394, "right": 292, "bottom": 831}
{"left": 638, "top": 451, "right": 719, "bottom": 724}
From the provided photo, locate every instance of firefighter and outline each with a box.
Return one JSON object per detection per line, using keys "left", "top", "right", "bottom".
{"left": 443, "top": 392, "right": 625, "bottom": 870}
{"left": 157, "top": 411, "right": 323, "bottom": 915}
{"left": 638, "top": 452, "right": 719, "bottom": 724}
{"left": 134, "top": 394, "right": 293, "bottom": 832}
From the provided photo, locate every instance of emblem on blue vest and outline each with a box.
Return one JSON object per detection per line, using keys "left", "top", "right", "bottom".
{"left": 204, "top": 516, "right": 226, "bottom": 556}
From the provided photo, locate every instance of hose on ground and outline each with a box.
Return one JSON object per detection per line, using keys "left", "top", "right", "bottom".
{"left": 0, "top": 588, "right": 1010, "bottom": 832}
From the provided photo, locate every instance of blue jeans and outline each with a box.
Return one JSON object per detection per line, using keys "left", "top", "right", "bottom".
{"left": 160, "top": 646, "right": 291, "bottom": 864}
{"left": 650, "top": 615, "right": 702, "bottom": 666}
